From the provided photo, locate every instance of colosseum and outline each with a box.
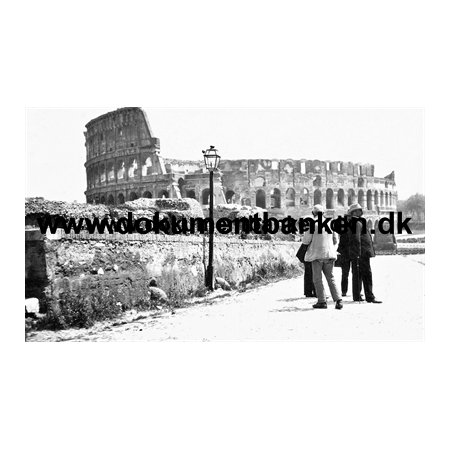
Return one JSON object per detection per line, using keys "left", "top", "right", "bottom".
{"left": 84, "top": 107, "right": 397, "bottom": 226}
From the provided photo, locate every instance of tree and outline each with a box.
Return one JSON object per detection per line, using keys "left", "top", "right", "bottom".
{"left": 398, "top": 193, "right": 425, "bottom": 221}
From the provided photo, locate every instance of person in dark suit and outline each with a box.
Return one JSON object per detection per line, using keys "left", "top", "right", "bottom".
{"left": 301, "top": 214, "right": 316, "bottom": 298}
{"left": 347, "top": 203, "right": 382, "bottom": 303}
{"left": 304, "top": 261, "right": 316, "bottom": 297}
{"left": 337, "top": 214, "right": 352, "bottom": 297}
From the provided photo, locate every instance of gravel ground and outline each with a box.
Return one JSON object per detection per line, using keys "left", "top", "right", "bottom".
{"left": 26, "top": 255, "right": 424, "bottom": 342}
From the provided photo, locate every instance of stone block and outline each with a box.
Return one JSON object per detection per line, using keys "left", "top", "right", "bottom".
{"left": 25, "top": 298, "right": 40, "bottom": 314}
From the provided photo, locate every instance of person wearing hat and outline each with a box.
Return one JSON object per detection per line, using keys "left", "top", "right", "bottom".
{"left": 347, "top": 203, "right": 381, "bottom": 304}
{"left": 302, "top": 204, "right": 343, "bottom": 310}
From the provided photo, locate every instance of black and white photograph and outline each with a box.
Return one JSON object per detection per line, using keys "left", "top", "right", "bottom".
{"left": 25, "top": 107, "right": 424, "bottom": 341}
{"left": 4, "top": 1, "right": 448, "bottom": 449}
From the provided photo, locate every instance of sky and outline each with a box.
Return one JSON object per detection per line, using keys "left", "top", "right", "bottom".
{"left": 26, "top": 108, "right": 423, "bottom": 202}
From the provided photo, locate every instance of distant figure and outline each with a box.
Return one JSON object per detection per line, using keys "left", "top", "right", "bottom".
{"left": 347, "top": 203, "right": 382, "bottom": 304}
{"left": 303, "top": 205, "right": 343, "bottom": 310}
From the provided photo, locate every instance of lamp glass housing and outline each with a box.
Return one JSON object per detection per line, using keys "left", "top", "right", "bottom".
{"left": 203, "top": 146, "right": 221, "bottom": 171}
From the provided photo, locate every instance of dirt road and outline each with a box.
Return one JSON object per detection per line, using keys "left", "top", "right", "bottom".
{"left": 27, "top": 255, "right": 424, "bottom": 341}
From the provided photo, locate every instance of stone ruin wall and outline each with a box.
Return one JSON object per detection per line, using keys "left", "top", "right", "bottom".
{"left": 26, "top": 231, "right": 302, "bottom": 314}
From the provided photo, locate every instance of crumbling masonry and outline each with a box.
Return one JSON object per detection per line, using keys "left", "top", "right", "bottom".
{"left": 85, "top": 107, "right": 397, "bottom": 228}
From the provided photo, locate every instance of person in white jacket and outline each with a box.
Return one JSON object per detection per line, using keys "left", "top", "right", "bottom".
{"left": 302, "top": 204, "right": 343, "bottom": 310}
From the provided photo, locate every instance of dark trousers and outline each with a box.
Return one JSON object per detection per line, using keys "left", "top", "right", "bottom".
{"left": 351, "top": 257, "right": 375, "bottom": 301}
{"left": 304, "top": 262, "right": 316, "bottom": 297}
{"left": 341, "top": 259, "right": 351, "bottom": 296}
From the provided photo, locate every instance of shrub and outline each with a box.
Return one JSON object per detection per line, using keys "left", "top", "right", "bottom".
{"left": 45, "top": 292, "right": 123, "bottom": 329}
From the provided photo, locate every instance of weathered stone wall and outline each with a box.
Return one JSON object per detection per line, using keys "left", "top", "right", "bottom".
{"left": 85, "top": 107, "right": 172, "bottom": 204}
{"left": 26, "top": 231, "right": 302, "bottom": 326}
{"left": 84, "top": 108, "right": 398, "bottom": 223}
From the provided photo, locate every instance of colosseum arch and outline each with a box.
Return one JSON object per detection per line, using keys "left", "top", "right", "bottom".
{"left": 86, "top": 168, "right": 92, "bottom": 189}
{"left": 143, "top": 191, "right": 152, "bottom": 198}
{"left": 107, "top": 194, "right": 115, "bottom": 205}
{"left": 256, "top": 189, "right": 266, "bottom": 209}
{"left": 254, "top": 176, "right": 265, "bottom": 188}
{"left": 142, "top": 156, "right": 152, "bottom": 176}
{"left": 100, "top": 195, "right": 106, "bottom": 204}
{"left": 158, "top": 189, "right": 169, "bottom": 199}
{"left": 313, "top": 176, "right": 322, "bottom": 187}
{"left": 117, "top": 161, "right": 125, "bottom": 180}
{"left": 178, "top": 178, "right": 186, "bottom": 197}
{"left": 285, "top": 188, "right": 295, "bottom": 207}
{"left": 358, "top": 190, "right": 365, "bottom": 207}
{"left": 225, "top": 190, "right": 236, "bottom": 204}
{"left": 128, "top": 159, "right": 138, "bottom": 178}
{"left": 99, "top": 164, "right": 106, "bottom": 183}
{"left": 326, "top": 189, "right": 334, "bottom": 209}
{"left": 367, "top": 190, "right": 373, "bottom": 210}
{"left": 374, "top": 190, "right": 379, "bottom": 207}
{"left": 358, "top": 177, "right": 365, "bottom": 188}
{"left": 300, "top": 188, "right": 309, "bottom": 206}
{"left": 93, "top": 166, "right": 99, "bottom": 186}
{"left": 271, "top": 188, "right": 281, "bottom": 208}
{"left": 337, "top": 189, "right": 345, "bottom": 206}
{"left": 129, "top": 191, "right": 138, "bottom": 201}
{"left": 313, "top": 189, "right": 322, "bottom": 205}
{"left": 117, "top": 193, "right": 125, "bottom": 204}
{"left": 202, "top": 189, "right": 210, "bottom": 205}
{"left": 92, "top": 140, "right": 98, "bottom": 157}
{"left": 348, "top": 189, "right": 355, "bottom": 206}
{"left": 186, "top": 190, "right": 196, "bottom": 199}
{"left": 91, "top": 169, "right": 96, "bottom": 188}
{"left": 107, "top": 163, "right": 115, "bottom": 181}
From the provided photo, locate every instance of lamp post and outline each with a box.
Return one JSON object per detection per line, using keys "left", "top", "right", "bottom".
{"left": 202, "top": 145, "right": 221, "bottom": 290}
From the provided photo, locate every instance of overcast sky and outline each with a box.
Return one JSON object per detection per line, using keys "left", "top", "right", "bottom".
{"left": 26, "top": 108, "right": 423, "bottom": 202}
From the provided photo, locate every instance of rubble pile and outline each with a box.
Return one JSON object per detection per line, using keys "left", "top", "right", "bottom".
{"left": 25, "top": 197, "right": 205, "bottom": 228}
{"left": 214, "top": 203, "right": 267, "bottom": 221}
{"left": 25, "top": 198, "right": 110, "bottom": 222}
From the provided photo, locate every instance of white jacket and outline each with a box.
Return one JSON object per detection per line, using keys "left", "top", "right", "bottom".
{"left": 302, "top": 226, "right": 338, "bottom": 262}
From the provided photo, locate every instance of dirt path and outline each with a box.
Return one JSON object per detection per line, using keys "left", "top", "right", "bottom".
{"left": 27, "top": 255, "right": 424, "bottom": 341}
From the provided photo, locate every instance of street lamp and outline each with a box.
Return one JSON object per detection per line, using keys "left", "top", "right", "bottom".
{"left": 202, "top": 145, "right": 221, "bottom": 290}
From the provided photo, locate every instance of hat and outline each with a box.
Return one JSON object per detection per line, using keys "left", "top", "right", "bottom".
{"left": 347, "top": 203, "right": 363, "bottom": 214}
{"left": 312, "top": 204, "right": 325, "bottom": 214}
